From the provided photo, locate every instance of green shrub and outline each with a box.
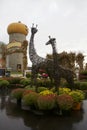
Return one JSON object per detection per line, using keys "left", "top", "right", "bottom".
{"left": 37, "top": 94, "right": 56, "bottom": 110}
{"left": 74, "top": 81, "right": 81, "bottom": 89}
{"left": 56, "top": 94, "right": 74, "bottom": 110}
{"left": 0, "top": 79, "right": 9, "bottom": 88}
{"left": 59, "top": 88, "right": 71, "bottom": 95}
{"left": 74, "top": 81, "right": 87, "bottom": 90}
{"left": 9, "top": 77, "right": 22, "bottom": 84}
{"left": 23, "top": 92, "right": 38, "bottom": 107}
{"left": 24, "top": 85, "right": 35, "bottom": 91}
{"left": 37, "top": 87, "right": 47, "bottom": 93}
{"left": 20, "top": 78, "right": 31, "bottom": 86}
{"left": 23, "top": 89, "right": 34, "bottom": 96}
{"left": 37, "top": 78, "right": 52, "bottom": 88}
{"left": 79, "top": 82, "right": 87, "bottom": 90}
{"left": 61, "top": 81, "right": 71, "bottom": 88}
{"left": 11, "top": 88, "right": 24, "bottom": 100}
{"left": 69, "top": 90, "right": 85, "bottom": 103}
{"left": 80, "top": 71, "right": 87, "bottom": 75}
{"left": 26, "top": 72, "right": 31, "bottom": 78}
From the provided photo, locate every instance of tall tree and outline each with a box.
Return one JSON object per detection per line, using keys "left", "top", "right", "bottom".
{"left": 76, "top": 52, "right": 84, "bottom": 71}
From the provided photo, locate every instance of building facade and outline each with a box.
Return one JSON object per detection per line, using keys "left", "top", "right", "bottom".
{"left": 6, "top": 21, "right": 29, "bottom": 72}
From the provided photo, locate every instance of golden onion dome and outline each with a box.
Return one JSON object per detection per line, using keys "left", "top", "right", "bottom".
{"left": 7, "top": 21, "right": 28, "bottom": 35}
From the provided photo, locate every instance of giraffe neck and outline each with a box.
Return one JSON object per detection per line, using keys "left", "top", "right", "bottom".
{"left": 29, "top": 33, "right": 45, "bottom": 65}
{"left": 52, "top": 43, "right": 59, "bottom": 66}
{"left": 52, "top": 43, "right": 57, "bottom": 54}
{"left": 29, "top": 33, "right": 38, "bottom": 63}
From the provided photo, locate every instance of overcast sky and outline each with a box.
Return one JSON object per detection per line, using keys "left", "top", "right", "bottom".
{"left": 0, "top": 0, "right": 87, "bottom": 66}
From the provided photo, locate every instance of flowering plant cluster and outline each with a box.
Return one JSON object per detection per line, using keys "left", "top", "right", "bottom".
{"left": 59, "top": 88, "right": 71, "bottom": 95}
{"left": 69, "top": 90, "right": 85, "bottom": 103}
{"left": 39, "top": 90, "right": 53, "bottom": 95}
{"left": 23, "top": 91, "right": 38, "bottom": 107}
{"left": 37, "top": 94, "right": 56, "bottom": 110}
{"left": 41, "top": 73, "right": 48, "bottom": 78}
{"left": 11, "top": 88, "right": 24, "bottom": 100}
{"left": 23, "top": 89, "right": 34, "bottom": 96}
{"left": 11, "top": 86, "right": 85, "bottom": 112}
{"left": 56, "top": 94, "right": 74, "bottom": 110}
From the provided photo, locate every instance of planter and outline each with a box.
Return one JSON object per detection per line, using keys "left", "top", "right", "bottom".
{"left": 72, "top": 102, "right": 82, "bottom": 110}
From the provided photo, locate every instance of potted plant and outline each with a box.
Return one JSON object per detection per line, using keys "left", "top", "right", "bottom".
{"left": 22, "top": 91, "right": 39, "bottom": 109}
{"left": 11, "top": 88, "right": 24, "bottom": 105}
{"left": 69, "top": 90, "right": 85, "bottom": 110}
{"left": 37, "top": 93, "right": 56, "bottom": 111}
{"left": 56, "top": 94, "right": 74, "bottom": 111}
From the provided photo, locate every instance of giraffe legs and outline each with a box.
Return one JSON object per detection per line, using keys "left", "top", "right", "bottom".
{"left": 31, "top": 66, "right": 39, "bottom": 92}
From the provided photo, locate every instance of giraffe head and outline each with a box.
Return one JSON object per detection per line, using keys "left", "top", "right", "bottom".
{"left": 46, "top": 36, "right": 56, "bottom": 46}
{"left": 31, "top": 24, "right": 38, "bottom": 34}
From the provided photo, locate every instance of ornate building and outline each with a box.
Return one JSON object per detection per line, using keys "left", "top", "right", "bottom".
{"left": 6, "top": 21, "right": 29, "bottom": 72}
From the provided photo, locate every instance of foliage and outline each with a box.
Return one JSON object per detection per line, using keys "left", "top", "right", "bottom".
{"left": 80, "top": 70, "right": 87, "bottom": 75}
{"left": 37, "top": 94, "right": 56, "bottom": 110}
{"left": 24, "top": 85, "right": 35, "bottom": 91}
{"left": 59, "top": 88, "right": 71, "bottom": 95}
{"left": 37, "top": 87, "right": 47, "bottom": 93}
{"left": 0, "top": 79, "right": 9, "bottom": 88}
{"left": 8, "top": 77, "right": 22, "bottom": 84}
{"left": 37, "top": 78, "right": 52, "bottom": 88}
{"left": 79, "top": 70, "right": 87, "bottom": 80}
{"left": 51, "top": 87, "right": 71, "bottom": 94}
{"left": 26, "top": 72, "right": 32, "bottom": 78}
{"left": 23, "top": 91, "right": 38, "bottom": 107}
{"left": 56, "top": 94, "right": 74, "bottom": 110}
{"left": 20, "top": 78, "right": 31, "bottom": 86}
{"left": 11, "top": 88, "right": 24, "bottom": 100}
{"left": 74, "top": 81, "right": 81, "bottom": 89}
{"left": 69, "top": 90, "right": 85, "bottom": 103}
{"left": 23, "top": 89, "right": 34, "bottom": 96}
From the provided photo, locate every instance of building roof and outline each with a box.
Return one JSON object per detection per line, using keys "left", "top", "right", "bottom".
{"left": 7, "top": 21, "right": 28, "bottom": 35}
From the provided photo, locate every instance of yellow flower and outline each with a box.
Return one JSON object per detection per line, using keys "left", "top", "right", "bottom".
{"left": 40, "top": 90, "right": 53, "bottom": 95}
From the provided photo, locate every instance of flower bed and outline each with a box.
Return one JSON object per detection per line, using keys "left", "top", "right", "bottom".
{"left": 10, "top": 87, "right": 85, "bottom": 115}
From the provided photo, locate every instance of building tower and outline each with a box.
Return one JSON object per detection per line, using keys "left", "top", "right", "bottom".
{"left": 6, "top": 21, "right": 28, "bottom": 72}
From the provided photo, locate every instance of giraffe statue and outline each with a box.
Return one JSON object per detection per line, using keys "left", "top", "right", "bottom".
{"left": 29, "top": 24, "right": 45, "bottom": 65}
{"left": 29, "top": 24, "right": 54, "bottom": 89}
{"left": 46, "top": 36, "right": 74, "bottom": 93}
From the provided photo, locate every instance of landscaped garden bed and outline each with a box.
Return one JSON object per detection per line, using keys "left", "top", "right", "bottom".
{"left": 10, "top": 87, "right": 85, "bottom": 116}
{"left": 0, "top": 76, "right": 86, "bottom": 116}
